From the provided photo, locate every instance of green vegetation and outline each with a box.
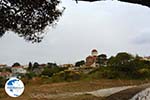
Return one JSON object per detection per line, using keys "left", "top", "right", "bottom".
{"left": 41, "top": 66, "right": 65, "bottom": 77}
{"left": 0, "top": 0, "right": 63, "bottom": 43}
{"left": 75, "top": 60, "right": 85, "bottom": 67}
{"left": 1, "top": 52, "right": 150, "bottom": 87}
{"left": 23, "top": 52, "right": 150, "bottom": 83}
{"left": 88, "top": 52, "right": 150, "bottom": 80}
{"left": 0, "top": 77, "right": 6, "bottom": 88}
{"left": 12, "top": 62, "right": 20, "bottom": 67}
{"left": 97, "top": 54, "right": 107, "bottom": 66}
{"left": 51, "top": 70, "right": 81, "bottom": 82}
{"left": 25, "top": 72, "right": 36, "bottom": 80}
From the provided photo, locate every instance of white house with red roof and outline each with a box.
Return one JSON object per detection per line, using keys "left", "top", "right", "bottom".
{"left": 11, "top": 66, "right": 27, "bottom": 74}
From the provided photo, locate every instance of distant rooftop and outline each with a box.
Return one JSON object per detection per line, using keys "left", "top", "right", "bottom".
{"left": 92, "top": 49, "right": 98, "bottom": 52}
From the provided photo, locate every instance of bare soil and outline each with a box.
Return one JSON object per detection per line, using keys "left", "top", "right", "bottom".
{"left": 0, "top": 79, "right": 150, "bottom": 100}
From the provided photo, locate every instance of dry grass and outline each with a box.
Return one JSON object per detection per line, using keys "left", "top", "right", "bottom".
{"left": 51, "top": 94, "right": 105, "bottom": 100}
{"left": 0, "top": 79, "right": 150, "bottom": 100}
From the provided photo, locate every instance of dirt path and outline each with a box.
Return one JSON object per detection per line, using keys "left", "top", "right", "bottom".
{"left": 29, "top": 86, "right": 136, "bottom": 99}
{"left": 29, "top": 83, "right": 150, "bottom": 100}
{"left": 2, "top": 80, "right": 150, "bottom": 100}
{"left": 130, "top": 87, "right": 150, "bottom": 100}
{"left": 86, "top": 86, "right": 136, "bottom": 97}
{"left": 106, "top": 83, "right": 150, "bottom": 100}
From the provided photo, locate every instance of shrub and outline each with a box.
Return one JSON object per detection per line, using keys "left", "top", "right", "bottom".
{"left": 0, "top": 77, "right": 6, "bottom": 88}
{"left": 25, "top": 72, "right": 36, "bottom": 79}
{"left": 137, "top": 68, "right": 150, "bottom": 79}
{"left": 51, "top": 70, "right": 81, "bottom": 82}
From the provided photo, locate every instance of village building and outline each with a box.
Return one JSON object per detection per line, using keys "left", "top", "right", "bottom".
{"left": 22, "top": 65, "right": 29, "bottom": 69}
{"left": 0, "top": 64, "right": 7, "bottom": 69}
{"left": 85, "top": 49, "right": 99, "bottom": 67}
{"left": 0, "top": 72, "right": 12, "bottom": 79}
{"left": 61, "top": 64, "right": 74, "bottom": 68}
{"left": 143, "top": 56, "right": 150, "bottom": 61}
{"left": 11, "top": 66, "right": 27, "bottom": 74}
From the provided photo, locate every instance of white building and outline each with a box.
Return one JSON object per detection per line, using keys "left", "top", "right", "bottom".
{"left": 91, "top": 49, "right": 98, "bottom": 57}
{"left": 11, "top": 66, "right": 27, "bottom": 74}
{"left": 22, "top": 65, "right": 29, "bottom": 69}
{"left": 143, "top": 56, "right": 150, "bottom": 61}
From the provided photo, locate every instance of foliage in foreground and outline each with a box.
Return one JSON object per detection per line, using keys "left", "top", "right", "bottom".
{"left": 0, "top": 0, "right": 64, "bottom": 43}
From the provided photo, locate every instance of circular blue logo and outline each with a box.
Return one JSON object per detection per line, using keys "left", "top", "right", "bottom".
{"left": 5, "top": 77, "right": 24, "bottom": 97}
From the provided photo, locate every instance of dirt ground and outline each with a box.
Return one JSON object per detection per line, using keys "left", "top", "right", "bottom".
{"left": 106, "top": 83, "right": 150, "bottom": 100}
{"left": 0, "top": 79, "right": 150, "bottom": 100}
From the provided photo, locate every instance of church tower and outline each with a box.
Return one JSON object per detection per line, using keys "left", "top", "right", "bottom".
{"left": 85, "top": 49, "right": 98, "bottom": 67}
{"left": 91, "top": 49, "right": 98, "bottom": 57}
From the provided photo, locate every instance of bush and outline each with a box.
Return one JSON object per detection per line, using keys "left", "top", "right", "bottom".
{"left": 51, "top": 70, "right": 81, "bottom": 82}
{"left": 88, "top": 67, "right": 119, "bottom": 79}
{"left": 25, "top": 72, "right": 36, "bottom": 79}
{"left": 41, "top": 67, "right": 65, "bottom": 77}
{"left": 137, "top": 68, "right": 150, "bottom": 79}
{"left": 0, "top": 77, "right": 6, "bottom": 88}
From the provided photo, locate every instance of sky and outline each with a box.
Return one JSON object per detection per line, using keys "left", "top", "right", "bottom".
{"left": 0, "top": 0, "right": 150, "bottom": 66}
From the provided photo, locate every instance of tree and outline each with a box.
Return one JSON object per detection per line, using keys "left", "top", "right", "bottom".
{"left": 12, "top": 62, "right": 21, "bottom": 67}
{"left": 75, "top": 60, "right": 85, "bottom": 67}
{"left": 41, "top": 67, "right": 53, "bottom": 77}
{"left": 27, "top": 62, "right": 32, "bottom": 71}
{"left": 47, "top": 62, "right": 57, "bottom": 68}
{"left": 97, "top": 54, "right": 107, "bottom": 66}
{"left": 115, "top": 52, "right": 134, "bottom": 63}
{"left": 119, "top": 0, "right": 150, "bottom": 8}
{"left": 5, "top": 68, "right": 12, "bottom": 72}
{"left": 25, "top": 72, "right": 36, "bottom": 79}
{"left": 33, "top": 62, "right": 39, "bottom": 69}
{"left": 76, "top": 0, "right": 150, "bottom": 8}
{"left": 107, "top": 52, "right": 138, "bottom": 78}
{"left": 0, "top": 0, "right": 64, "bottom": 43}
{"left": 41, "top": 66, "right": 63, "bottom": 77}
{"left": 1, "top": 0, "right": 150, "bottom": 43}
{"left": 108, "top": 52, "right": 134, "bottom": 67}
{"left": 0, "top": 77, "right": 6, "bottom": 88}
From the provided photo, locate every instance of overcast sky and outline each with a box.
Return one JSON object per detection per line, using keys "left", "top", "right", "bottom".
{"left": 0, "top": 0, "right": 150, "bottom": 66}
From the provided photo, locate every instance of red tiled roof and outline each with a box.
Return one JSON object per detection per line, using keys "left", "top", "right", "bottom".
{"left": 0, "top": 64, "right": 7, "bottom": 67}
{"left": 144, "top": 56, "right": 150, "bottom": 59}
{"left": 0, "top": 72, "right": 11, "bottom": 76}
{"left": 92, "top": 49, "right": 98, "bottom": 52}
{"left": 39, "top": 64, "right": 46, "bottom": 67}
